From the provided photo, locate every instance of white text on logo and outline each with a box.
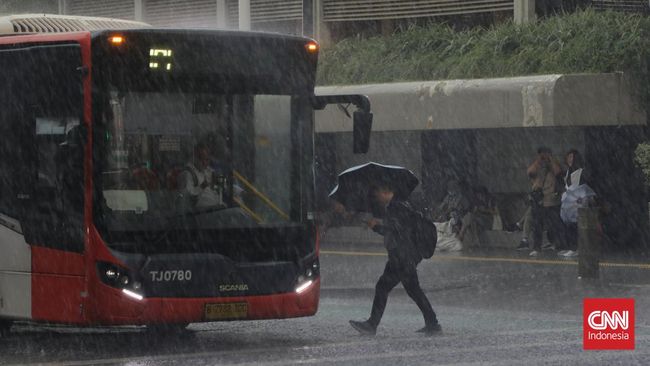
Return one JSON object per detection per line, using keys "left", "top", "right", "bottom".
{"left": 587, "top": 311, "right": 629, "bottom": 330}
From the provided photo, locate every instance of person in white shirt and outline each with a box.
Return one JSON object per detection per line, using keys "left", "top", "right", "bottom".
{"left": 178, "top": 143, "right": 224, "bottom": 208}
{"left": 559, "top": 149, "right": 595, "bottom": 258}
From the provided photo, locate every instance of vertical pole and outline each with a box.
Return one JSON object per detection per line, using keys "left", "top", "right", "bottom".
{"left": 313, "top": 0, "right": 331, "bottom": 46}
{"left": 380, "top": 19, "right": 394, "bottom": 37}
{"left": 238, "top": 0, "right": 251, "bottom": 31}
{"left": 58, "top": 0, "right": 68, "bottom": 15}
{"left": 134, "top": 0, "right": 144, "bottom": 21}
{"left": 514, "top": 0, "right": 536, "bottom": 25}
{"left": 303, "top": 0, "right": 314, "bottom": 37}
{"left": 578, "top": 207, "right": 601, "bottom": 279}
{"left": 217, "top": 0, "right": 228, "bottom": 28}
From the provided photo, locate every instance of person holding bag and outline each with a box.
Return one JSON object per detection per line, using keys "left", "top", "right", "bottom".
{"left": 526, "top": 146, "right": 568, "bottom": 257}
{"left": 558, "top": 149, "right": 596, "bottom": 258}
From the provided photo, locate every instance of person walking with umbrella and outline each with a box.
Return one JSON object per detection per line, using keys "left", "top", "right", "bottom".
{"left": 331, "top": 163, "right": 440, "bottom": 336}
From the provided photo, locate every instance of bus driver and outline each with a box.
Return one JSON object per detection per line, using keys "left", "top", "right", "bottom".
{"left": 178, "top": 143, "right": 225, "bottom": 208}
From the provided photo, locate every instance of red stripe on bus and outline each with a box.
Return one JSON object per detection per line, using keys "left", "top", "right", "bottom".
{"left": 0, "top": 31, "right": 91, "bottom": 45}
{"left": 31, "top": 246, "right": 85, "bottom": 275}
{"left": 32, "top": 273, "right": 85, "bottom": 324}
{"left": 88, "top": 226, "right": 126, "bottom": 265}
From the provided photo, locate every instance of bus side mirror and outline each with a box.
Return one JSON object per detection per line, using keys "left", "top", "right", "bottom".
{"left": 353, "top": 111, "right": 372, "bottom": 154}
{"left": 312, "top": 94, "right": 373, "bottom": 154}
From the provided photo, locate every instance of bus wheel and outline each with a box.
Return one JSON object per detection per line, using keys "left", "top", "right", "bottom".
{"left": 0, "top": 320, "right": 12, "bottom": 337}
{"left": 146, "top": 323, "right": 190, "bottom": 334}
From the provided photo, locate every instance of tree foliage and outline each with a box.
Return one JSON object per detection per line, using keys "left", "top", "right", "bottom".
{"left": 635, "top": 143, "right": 650, "bottom": 186}
{"left": 318, "top": 9, "right": 650, "bottom": 105}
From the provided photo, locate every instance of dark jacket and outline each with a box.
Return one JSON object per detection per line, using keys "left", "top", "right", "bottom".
{"left": 372, "top": 199, "right": 420, "bottom": 264}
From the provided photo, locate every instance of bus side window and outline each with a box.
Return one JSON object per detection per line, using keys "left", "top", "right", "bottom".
{"left": 0, "top": 54, "right": 18, "bottom": 218}
{"left": 0, "top": 50, "right": 36, "bottom": 220}
{"left": 17, "top": 44, "right": 85, "bottom": 252}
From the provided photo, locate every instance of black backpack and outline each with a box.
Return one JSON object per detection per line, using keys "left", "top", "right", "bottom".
{"left": 411, "top": 210, "right": 437, "bottom": 259}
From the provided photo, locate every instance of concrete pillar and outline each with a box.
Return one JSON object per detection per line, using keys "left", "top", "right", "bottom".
{"left": 514, "top": 0, "right": 536, "bottom": 25}
{"left": 303, "top": 0, "right": 314, "bottom": 37}
{"left": 380, "top": 19, "right": 394, "bottom": 37}
{"left": 58, "top": 0, "right": 68, "bottom": 15}
{"left": 577, "top": 207, "right": 601, "bottom": 279}
{"left": 217, "top": 0, "right": 228, "bottom": 28}
{"left": 238, "top": 0, "right": 251, "bottom": 31}
{"left": 134, "top": 0, "right": 144, "bottom": 22}
{"left": 313, "top": 0, "right": 331, "bottom": 46}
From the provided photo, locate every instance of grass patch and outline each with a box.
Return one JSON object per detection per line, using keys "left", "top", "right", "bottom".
{"left": 317, "top": 9, "right": 650, "bottom": 102}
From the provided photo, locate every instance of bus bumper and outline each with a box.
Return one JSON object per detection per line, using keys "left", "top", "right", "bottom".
{"left": 90, "top": 278, "right": 320, "bottom": 325}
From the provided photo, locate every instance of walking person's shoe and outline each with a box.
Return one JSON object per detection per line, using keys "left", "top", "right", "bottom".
{"left": 349, "top": 320, "right": 376, "bottom": 336}
{"left": 416, "top": 323, "right": 442, "bottom": 336}
{"left": 516, "top": 238, "right": 529, "bottom": 251}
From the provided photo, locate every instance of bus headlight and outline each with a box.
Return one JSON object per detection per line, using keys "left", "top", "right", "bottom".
{"left": 105, "top": 268, "right": 118, "bottom": 279}
{"left": 295, "top": 279, "right": 314, "bottom": 294}
{"left": 295, "top": 258, "right": 319, "bottom": 294}
{"left": 119, "top": 275, "right": 130, "bottom": 287}
{"left": 97, "top": 262, "right": 143, "bottom": 299}
{"left": 305, "top": 258, "right": 319, "bottom": 278}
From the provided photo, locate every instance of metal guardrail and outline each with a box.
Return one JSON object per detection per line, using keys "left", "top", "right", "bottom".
{"left": 322, "top": 0, "right": 514, "bottom": 22}
{"left": 592, "top": 0, "right": 650, "bottom": 13}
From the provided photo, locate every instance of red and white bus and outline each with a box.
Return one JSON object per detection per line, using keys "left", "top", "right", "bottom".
{"left": 0, "top": 14, "right": 371, "bottom": 334}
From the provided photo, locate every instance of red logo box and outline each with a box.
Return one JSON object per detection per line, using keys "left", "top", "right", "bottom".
{"left": 583, "top": 298, "right": 635, "bottom": 350}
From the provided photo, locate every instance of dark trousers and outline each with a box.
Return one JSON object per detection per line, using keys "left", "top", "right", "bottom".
{"left": 565, "top": 222, "right": 578, "bottom": 251}
{"left": 368, "top": 253, "right": 437, "bottom": 328}
{"left": 531, "top": 204, "right": 567, "bottom": 251}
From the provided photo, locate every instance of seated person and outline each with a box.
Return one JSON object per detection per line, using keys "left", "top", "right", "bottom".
{"left": 434, "top": 179, "right": 471, "bottom": 234}
{"left": 178, "top": 143, "right": 225, "bottom": 208}
{"left": 432, "top": 180, "right": 471, "bottom": 252}
{"left": 459, "top": 185, "right": 497, "bottom": 246}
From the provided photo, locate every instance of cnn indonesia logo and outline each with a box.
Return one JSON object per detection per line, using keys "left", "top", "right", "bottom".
{"left": 583, "top": 298, "right": 635, "bottom": 350}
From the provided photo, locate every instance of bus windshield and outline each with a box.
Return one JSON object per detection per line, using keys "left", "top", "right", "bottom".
{"left": 89, "top": 31, "right": 316, "bottom": 256}
{"left": 95, "top": 89, "right": 303, "bottom": 238}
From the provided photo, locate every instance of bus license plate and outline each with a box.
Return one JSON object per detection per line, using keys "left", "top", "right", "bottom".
{"left": 205, "top": 303, "right": 248, "bottom": 320}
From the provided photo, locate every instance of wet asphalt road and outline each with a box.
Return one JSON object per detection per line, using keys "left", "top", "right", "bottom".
{"left": 1, "top": 243, "right": 649, "bottom": 366}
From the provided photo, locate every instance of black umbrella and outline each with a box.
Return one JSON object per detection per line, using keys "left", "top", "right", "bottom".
{"left": 329, "top": 162, "right": 419, "bottom": 212}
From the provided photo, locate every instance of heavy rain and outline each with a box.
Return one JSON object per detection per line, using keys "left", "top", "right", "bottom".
{"left": 0, "top": 1, "right": 648, "bottom": 365}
